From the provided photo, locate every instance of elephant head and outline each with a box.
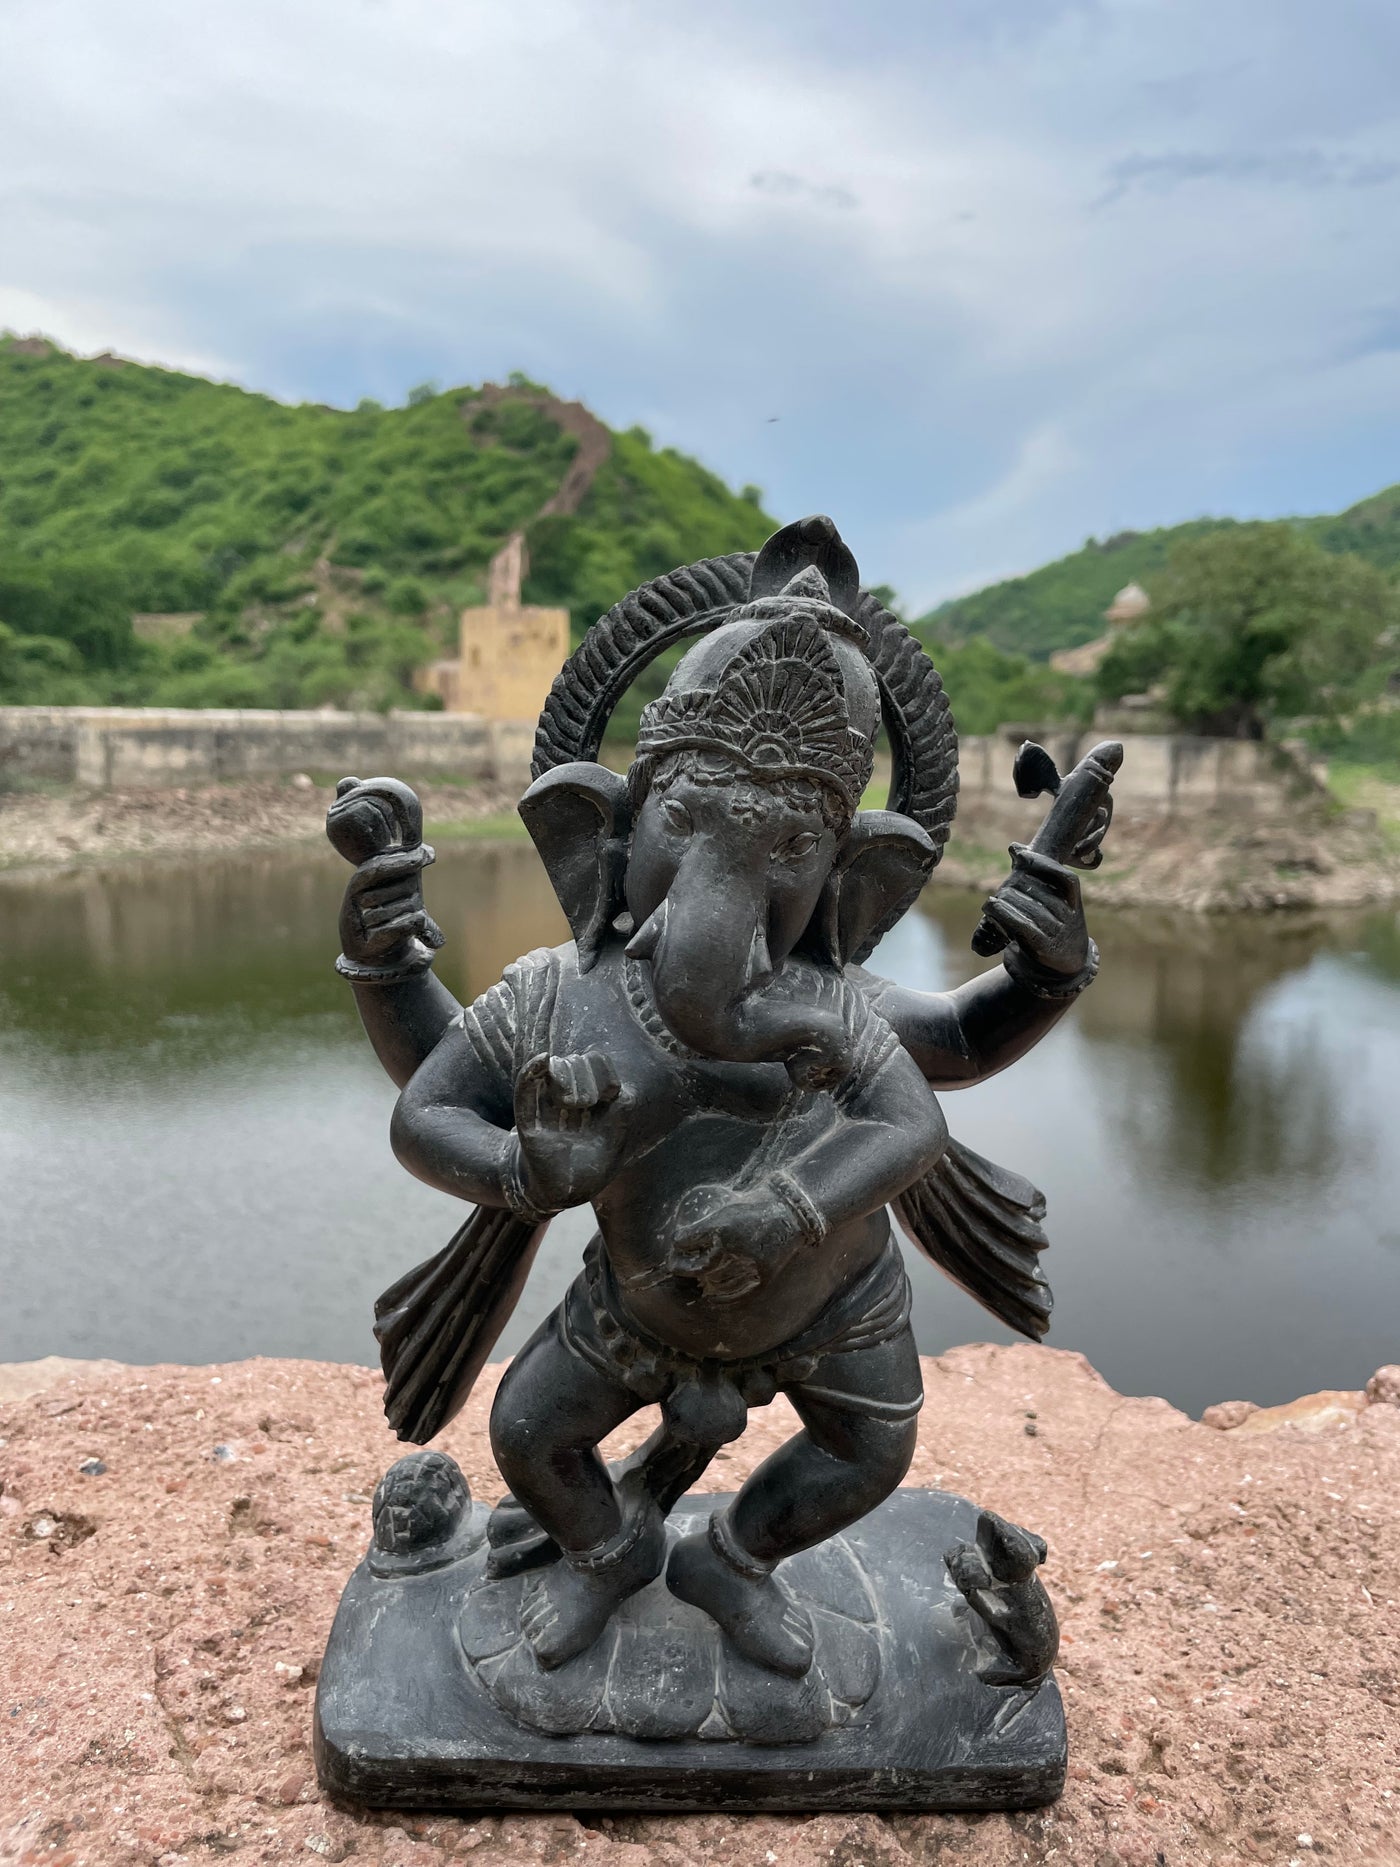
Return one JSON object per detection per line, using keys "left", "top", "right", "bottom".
{"left": 518, "top": 530, "right": 940, "bottom": 1080}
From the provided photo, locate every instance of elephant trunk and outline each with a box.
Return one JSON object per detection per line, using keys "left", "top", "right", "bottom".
{"left": 626, "top": 849, "right": 849, "bottom": 1079}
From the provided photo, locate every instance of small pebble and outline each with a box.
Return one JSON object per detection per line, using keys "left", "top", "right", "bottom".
{"left": 211, "top": 1443, "right": 237, "bottom": 1463}
{"left": 77, "top": 1458, "right": 107, "bottom": 1477}
{"left": 1024, "top": 1422, "right": 1039, "bottom": 1437}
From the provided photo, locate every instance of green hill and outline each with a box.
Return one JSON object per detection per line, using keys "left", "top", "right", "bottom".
{"left": 0, "top": 336, "right": 774, "bottom": 711}
{"left": 921, "top": 489, "right": 1400, "bottom": 661}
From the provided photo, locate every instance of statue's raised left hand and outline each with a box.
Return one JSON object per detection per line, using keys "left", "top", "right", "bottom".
{"left": 338, "top": 844, "right": 441, "bottom": 968}
{"left": 978, "top": 844, "right": 1089, "bottom": 980}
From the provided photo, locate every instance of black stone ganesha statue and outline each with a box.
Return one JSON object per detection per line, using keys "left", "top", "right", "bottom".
{"left": 313, "top": 515, "right": 1121, "bottom": 1812}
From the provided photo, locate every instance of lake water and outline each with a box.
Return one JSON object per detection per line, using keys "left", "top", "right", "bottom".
{"left": 2, "top": 840, "right": 1397, "bottom": 1416}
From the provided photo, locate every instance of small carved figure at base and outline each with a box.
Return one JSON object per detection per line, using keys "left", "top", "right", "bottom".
{"left": 945, "top": 1507, "right": 1060, "bottom": 1686}
{"left": 369, "top": 1452, "right": 475, "bottom": 1576}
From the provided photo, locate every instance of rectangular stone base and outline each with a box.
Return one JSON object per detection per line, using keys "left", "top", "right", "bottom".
{"left": 315, "top": 1487, "right": 1066, "bottom": 1813}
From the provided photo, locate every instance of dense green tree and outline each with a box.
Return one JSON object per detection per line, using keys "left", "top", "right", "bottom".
{"left": 0, "top": 621, "right": 84, "bottom": 703}
{"left": 0, "top": 338, "right": 774, "bottom": 712}
{"left": 919, "top": 522, "right": 1231, "bottom": 660}
{"left": 1095, "top": 524, "right": 1398, "bottom": 737}
{"left": 920, "top": 476, "right": 1400, "bottom": 663}
{"left": 918, "top": 632, "right": 1093, "bottom": 735}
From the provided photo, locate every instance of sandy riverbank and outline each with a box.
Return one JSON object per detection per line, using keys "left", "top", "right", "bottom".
{"left": 2, "top": 1347, "right": 1397, "bottom": 1865}
{"left": 0, "top": 776, "right": 524, "bottom": 879}
{"left": 941, "top": 795, "right": 1400, "bottom": 912}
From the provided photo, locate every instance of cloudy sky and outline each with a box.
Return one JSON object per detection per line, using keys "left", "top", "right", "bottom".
{"left": 4, "top": 0, "right": 1400, "bottom": 609}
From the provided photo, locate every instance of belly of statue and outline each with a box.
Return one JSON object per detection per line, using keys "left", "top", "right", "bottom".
{"left": 594, "top": 1112, "right": 892, "bottom": 1363}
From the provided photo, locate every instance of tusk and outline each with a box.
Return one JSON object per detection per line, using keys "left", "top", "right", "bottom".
{"left": 625, "top": 900, "right": 667, "bottom": 961}
{"left": 743, "top": 923, "right": 773, "bottom": 991}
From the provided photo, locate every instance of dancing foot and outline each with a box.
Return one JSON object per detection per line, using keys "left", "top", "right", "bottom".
{"left": 666, "top": 1516, "right": 814, "bottom": 1679}
{"left": 520, "top": 1506, "right": 664, "bottom": 1671}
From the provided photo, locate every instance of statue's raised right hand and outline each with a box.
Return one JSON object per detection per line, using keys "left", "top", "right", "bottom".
{"left": 338, "top": 843, "right": 442, "bottom": 967}
{"left": 328, "top": 776, "right": 444, "bottom": 967}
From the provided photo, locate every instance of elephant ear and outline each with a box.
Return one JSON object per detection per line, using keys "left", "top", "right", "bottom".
{"left": 518, "top": 762, "right": 631, "bottom": 974}
{"left": 804, "top": 810, "right": 937, "bottom": 970}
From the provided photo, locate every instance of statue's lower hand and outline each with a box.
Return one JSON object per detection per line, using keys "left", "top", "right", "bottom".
{"left": 979, "top": 845, "right": 1089, "bottom": 979}
{"left": 514, "top": 1050, "right": 627, "bottom": 1212}
{"left": 666, "top": 1182, "right": 804, "bottom": 1302}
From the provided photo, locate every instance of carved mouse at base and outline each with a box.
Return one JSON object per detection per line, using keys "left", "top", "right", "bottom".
{"left": 945, "top": 1507, "right": 1060, "bottom": 1686}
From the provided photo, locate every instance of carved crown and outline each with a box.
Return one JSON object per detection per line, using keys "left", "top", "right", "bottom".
{"left": 636, "top": 611, "right": 875, "bottom": 811}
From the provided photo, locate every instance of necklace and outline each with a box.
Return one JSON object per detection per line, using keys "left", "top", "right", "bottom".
{"left": 620, "top": 953, "right": 810, "bottom": 1145}
{"left": 622, "top": 953, "right": 702, "bottom": 1060}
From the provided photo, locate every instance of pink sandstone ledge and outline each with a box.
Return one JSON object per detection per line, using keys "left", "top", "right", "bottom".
{"left": 1, "top": 1346, "right": 1398, "bottom": 1867}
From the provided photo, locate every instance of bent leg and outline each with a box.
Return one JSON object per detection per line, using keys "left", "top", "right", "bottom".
{"left": 489, "top": 1309, "right": 664, "bottom": 1670}
{"left": 489, "top": 1309, "right": 641, "bottom": 1555}
{"left": 733, "top": 1326, "right": 924, "bottom": 1563}
{"left": 667, "top": 1328, "right": 922, "bottom": 1676}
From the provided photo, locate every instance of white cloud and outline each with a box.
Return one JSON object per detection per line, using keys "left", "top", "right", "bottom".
{"left": 902, "top": 423, "right": 1085, "bottom": 597}
{"left": 0, "top": 287, "right": 235, "bottom": 379}
{"left": 3, "top": 0, "right": 1399, "bottom": 609}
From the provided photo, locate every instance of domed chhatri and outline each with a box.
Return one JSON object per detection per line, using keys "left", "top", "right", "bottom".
{"left": 313, "top": 517, "right": 1124, "bottom": 1811}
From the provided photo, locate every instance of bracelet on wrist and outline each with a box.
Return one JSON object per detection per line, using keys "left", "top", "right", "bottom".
{"left": 1003, "top": 936, "right": 1100, "bottom": 1001}
{"left": 335, "top": 940, "right": 437, "bottom": 985}
{"left": 502, "top": 1145, "right": 555, "bottom": 1225}
{"left": 769, "top": 1170, "right": 827, "bottom": 1248}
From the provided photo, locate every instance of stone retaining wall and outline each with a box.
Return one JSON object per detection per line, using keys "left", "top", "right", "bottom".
{"left": 956, "top": 728, "right": 1323, "bottom": 816}
{"left": 1, "top": 707, "right": 1323, "bottom": 819}
{"left": 0, "top": 707, "right": 535, "bottom": 792}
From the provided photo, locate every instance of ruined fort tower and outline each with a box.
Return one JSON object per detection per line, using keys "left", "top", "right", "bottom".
{"left": 416, "top": 532, "right": 570, "bottom": 720}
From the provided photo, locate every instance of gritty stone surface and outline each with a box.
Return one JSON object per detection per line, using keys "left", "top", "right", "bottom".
{"left": 2, "top": 1345, "right": 1398, "bottom": 1865}
{"left": 0, "top": 1360, "right": 134, "bottom": 1406}
{"left": 1200, "top": 1399, "right": 1258, "bottom": 1432}
{"left": 1203, "top": 1389, "right": 1369, "bottom": 1436}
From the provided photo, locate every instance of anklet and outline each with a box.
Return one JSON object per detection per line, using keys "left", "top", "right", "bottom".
{"left": 570, "top": 1506, "right": 651, "bottom": 1575}
{"left": 709, "top": 1510, "right": 773, "bottom": 1581}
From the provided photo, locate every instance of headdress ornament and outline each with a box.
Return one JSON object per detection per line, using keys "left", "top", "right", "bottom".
{"left": 530, "top": 514, "right": 959, "bottom": 951}
{"left": 635, "top": 587, "right": 876, "bottom": 813}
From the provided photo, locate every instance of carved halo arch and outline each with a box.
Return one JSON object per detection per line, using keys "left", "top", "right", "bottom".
{"left": 528, "top": 520, "right": 959, "bottom": 959}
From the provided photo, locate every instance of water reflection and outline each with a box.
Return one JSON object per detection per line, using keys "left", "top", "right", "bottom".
{"left": 0, "top": 842, "right": 567, "bottom": 1063}
{"left": 1, "top": 843, "right": 1397, "bottom": 1414}
{"left": 1082, "top": 914, "right": 1359, "bottom": 1194}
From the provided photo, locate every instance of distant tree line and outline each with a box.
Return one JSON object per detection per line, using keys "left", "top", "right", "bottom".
{"left": 0, "top": 341, "right": 772, "bottom": 713}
